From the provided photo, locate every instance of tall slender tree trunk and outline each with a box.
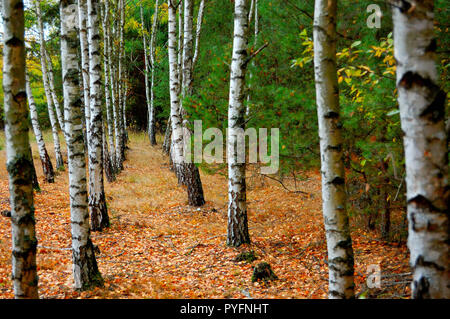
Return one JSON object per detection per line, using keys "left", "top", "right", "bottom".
{"left": 29, "top": 148, "right": 40, "bottom": 191}
{"left": 180, "top": 0, "right": 205, "bottom": 206}
{"left": 393, "top": 0, "right": 449, "bottom": 299}
{"left": 192, "top": 0, "right": 205, "bottom": 72}
{"left": 44, "top": 49, "right": 65, "bottom": 134}
{"left": 140, "top": 4, "right": 153, "bottom": 144}
{"left": 148, "top": 0, "right": 159, "bottom": 145}
{"left": 26, "top": 74, "right": 55, "bottom": 183}
{"left": 102, "top": 0, "right": 116, "bottom": 173}
{"left": 246, "top": 0, "right": 258, "bottom": 116}
{"left": 168, "top": 1, "right": 186, "bottom": 180}
{"left": 226, "top": 0, "right": 251, "bottom": 247}
{"left": 102, "top": 121, "right": 114, "bottom": 182}
{"left": 111, "top": 1, "right": 124, "bottom": 171}
{"left": 78, "top": 0, "right": 91, "bottom": 151}
{"left": 35, "top": 0, "right": 64, "bottom": 170}
{"left": 313, "top": 0, "right": 354, "bottom": 299}
{"left": 118, "top": 0, "right": 126, "bottom": 156}
{"left": 60, "top": 0, "right": 103, "bottom": 290}
{"left": 2, "top": 0, "right": 39, "bottom": 298}
{"left": 87, "top": 0, "right": 110, "bottom": 231}
{"left": 163, "top": 116, "right": 172, "bottom": 155}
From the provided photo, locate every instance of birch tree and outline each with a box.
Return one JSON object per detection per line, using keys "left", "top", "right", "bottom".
{"left": 168, "top": 0, "right": 186, "bottom": 183}
{"left": 44, "top": 49, "right": 65, "bottom": 134}
{"left": 60, "top": 0, "right": 103, "bottom": 290}
{"left": 102, "top": 0, "right": 116, "bottom": 173}
{"left": 26, "top": 74, "right": 55, "bottom": 183}
{"left": 192, "top": 0, "right": 205, "bottom": 72}
{"left": 78, "top": 0, "right": 91, "bottom": 148}
{"left": 393, "top": 0, "right": 449, "bottom": 299}
{"left": 313, "top": 0, "right": 354, "bottom": 298}
{"left": 87, "top": 0, "right": 110, "bottom": 231}
{"left": 246, "top": 0, "right": 258, "bottom": 116}
{"left": 148, "top": 0, "right": 159, "bottom": 145}
{"left": 2, "top": 0, "right": 39, "bottom": 298}
{"left": 35, "top": 0, "right": 64, "bottom": 170}
{"left": 140, "top": 3, "right": 152, "bottom": 144}
{"left": 179, "top": 0, "right": 205, "bottom": 206}
{"left": 226, "top": 0, "right": 251, "bottom": 247}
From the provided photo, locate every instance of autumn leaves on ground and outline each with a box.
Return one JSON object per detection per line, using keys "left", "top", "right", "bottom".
{"left": 0, "top": 132, "right": 410, "bottom": 299}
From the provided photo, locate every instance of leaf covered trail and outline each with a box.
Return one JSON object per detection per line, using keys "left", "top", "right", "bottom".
{"left": 0, "top": 133, "right": 410, "bottom": 298}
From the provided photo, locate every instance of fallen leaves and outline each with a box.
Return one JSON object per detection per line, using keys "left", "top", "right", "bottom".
{"left": 0, "top": 133, "right": 410, "bottom": 299}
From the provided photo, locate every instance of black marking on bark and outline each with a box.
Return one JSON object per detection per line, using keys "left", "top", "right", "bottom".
{"left": 425, "top": 39, "right": 437, "bottom": 53}
{"left": 6, "top": 36, "right": 23, "bottom": 47}
{"left": 324, "top": 111, "right": 339, "bottom": 119}
{"left": 412, "top": 276, "right": 430, "bottom": 299}
{"left": 415, "top": 255, "right": 446, "bottom": 271}
{"left": 408, "top": 194, "right": 442, "bottom": 213}
{"left": 330, "top": 176, "right": 345, "bottom": 185}
{"left": 419, "top": 89, "right": 446, "bottom": 123}
{"left": 398, "top": 0, "right": 412, "bottom": 13}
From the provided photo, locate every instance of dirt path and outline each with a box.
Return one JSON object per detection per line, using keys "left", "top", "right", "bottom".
{"left": 0, "top": 133, "right": 410, "bottom": 298}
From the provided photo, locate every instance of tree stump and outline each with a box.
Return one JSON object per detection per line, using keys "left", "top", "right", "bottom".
{"left": 251, "top": 262, "right": 278, "bottom": 282}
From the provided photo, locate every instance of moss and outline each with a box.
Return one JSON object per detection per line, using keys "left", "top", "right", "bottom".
{"left": 251, "top": 262, "right": 278, "bottom": 283}
{"left": 234, "top": 250, "right": 257, "bottom": 263}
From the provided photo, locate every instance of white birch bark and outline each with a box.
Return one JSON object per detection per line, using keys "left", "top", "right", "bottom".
{"left": 192, "top": 0, "right": 205, "bottom": 71}
{"left": 313, "top": 0, "right": 355, "bottom": 299}
{"left": 227, "top": 0, "right": 251, "bottom": 247}
{"left": 180, "top": 0, "right": 205, "bottom": 206}
{"left": 117, "top": 0, "right": 126, "bottom": 155}
{"left": 246, "top": 0, "right": 257, "bottom": 116}
{"left": 2, "top": 0, "right": 39, "bottom": 298}
{"left": 44, "top": 49, "right": 65, "bottom": 134}
{"left": 60, "top": 0, "right": 103, "bottom": 290}
{"left": 26, "top": 74, "right": 55, "bottom": 183}
{"left": 168, "top": 0, "right": 185, "bottom": 175}
{"left": 87, "top": 0, "right": 110, "bottom": 231}
{"left": 148, "top": 0, "right": 159, "bottom": 145}
{"left": 35, "top": 0, "right": 64, "bottom": 169}
{"left": 109, "top": 6, "right": 123, "bottom": 171}
{"left": 177, "top": 0, "right": 183, "bottom": 89}
{"left": 102, "top": 0, "right": 116, "bottom": 172}
{"left": 78, "top": 0, "right": 91, "bottom": 147}
{"left": 392, "top": 0, "right": 449, "bottom": 299}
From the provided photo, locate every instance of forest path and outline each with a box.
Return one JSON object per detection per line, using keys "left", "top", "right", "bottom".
{"left": 0, "top": 132, "right": 409, "bottom": 298}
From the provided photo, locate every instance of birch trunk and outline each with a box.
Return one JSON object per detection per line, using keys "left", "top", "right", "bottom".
{"left": 117, "top": 0, "right": 126, "bottom": 157}
{"left": 168, "top": 0, "right": 186, "bottom": 180}
{"left": 26, "top": 74, "right": 55, "bottom": 183}
{"left": 110, "top": 17, "right": 123, "bottom": 172}
{"left": 140, "top": 4, "right": 152, "bottom": 144}
{"left": 192, "top": 0, "right": 205, "bottom": 71}
{"left": 162, "top": 116, "right": 172, "bottom": 155}
{"left": 102, "top": 121, "right": 114, "bottom": 182}
{"left": 178, "top": 0, "right": 183, "bottom": 89}
{"left": 227, "top": 0, "right": 251, "bottom": 247}
{"left": 44, "top": 49, "right": 65, "bottom": 134}
{"left": 313, "top": 0, "right": 355, "bottom": 299}
{"left": 87, "top": 0, "right": 110, "bottom": 231}
{"left": 122, "top": 79, "right": 128, "bottom": 144}
{"left": 246, "top": 0, "right": 257, "bottom": 116}
{"left": 60, "top": 0, "right": 103, "bottom": 290}
{"left": 78, "top": 0, "right": 91, "bottom": 148}
{"left": 2, "top": 0, "right": 39, "bottom": 298}
{"left": 102, "top": 0, "right": 116, "bottom": 172}
{"left": 180, "top": 0, "right": 205, "bottom": 206}
{"left": 393, "top": 0, "right": 449, "bottom": 299}
{"left": 35, "top": 0, "right": 64, "bottom": 170}
{"left": 148, "top": 0, "right": 159, "bottom": 146}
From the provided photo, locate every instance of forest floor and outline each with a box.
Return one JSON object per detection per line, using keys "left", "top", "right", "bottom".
{"left": 0, "top": 132, "right": 411, "bottom": 299}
